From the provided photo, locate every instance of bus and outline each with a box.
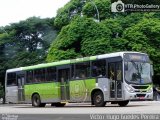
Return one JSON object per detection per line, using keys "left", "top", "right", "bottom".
{"left": 5, "top": 51, "right": 153, "bottom": 107}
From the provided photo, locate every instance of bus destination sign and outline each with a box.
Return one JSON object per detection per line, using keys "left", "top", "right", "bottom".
{"left": 124, "top": 53, "right": 149, "bottom": 62}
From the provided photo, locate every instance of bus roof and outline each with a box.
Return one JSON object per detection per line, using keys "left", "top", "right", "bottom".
{"left": 6, "top": 51, "right": 146, "bottom": 72}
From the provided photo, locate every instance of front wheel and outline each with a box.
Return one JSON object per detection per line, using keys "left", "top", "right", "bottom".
{"left": 93, "top": 91, "right": 106, "bottom": 107}
{"left": 117, "top": 100, "right": 129, "bottom": 107}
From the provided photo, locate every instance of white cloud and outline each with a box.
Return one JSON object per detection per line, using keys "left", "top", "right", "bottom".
{"left": 0, "top": 0, "right": 70, "bottom": 26}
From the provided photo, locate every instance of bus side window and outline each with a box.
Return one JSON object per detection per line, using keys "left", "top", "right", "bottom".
{"left": 71, "top": 64, "right": 75, "bottom": 79}
{"left": 116, "top": 62, "right": 122, "bottom": 81}
{"left": 91, "top": 60, "right": 106, "bottom": 77}
{"left": 34, "top": 69, "right": 45, "bottom": 83}
{"left": 46, "top": 67, "right": 56, "bottom": 82}
{"left": 75, "top": 62, "right": 90, "bottom": 79}
{"left": 7, "top": 72, "right": 17, "bottom": 86}
{"left": 26, "top": 71, "right": 33, "bottom": 83}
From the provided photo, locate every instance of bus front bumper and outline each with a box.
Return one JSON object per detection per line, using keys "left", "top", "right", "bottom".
{"left": 125, "top": 91, "right": 153, "bottom": 101}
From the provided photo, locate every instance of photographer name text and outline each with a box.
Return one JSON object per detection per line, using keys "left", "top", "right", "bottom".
{"left": 90, "top": 114, "right": 160, "bottom": 120}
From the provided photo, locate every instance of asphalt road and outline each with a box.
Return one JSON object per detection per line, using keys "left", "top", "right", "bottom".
{"left": 0, "top": 101, "right": 160, "bottom": 120}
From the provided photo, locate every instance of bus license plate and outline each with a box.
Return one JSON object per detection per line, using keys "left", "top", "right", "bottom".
{"left": 139, "top": 97, "right": 144, "bottom": 99}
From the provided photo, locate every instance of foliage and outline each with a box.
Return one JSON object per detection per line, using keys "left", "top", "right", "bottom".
{"left": 0, "top": 0, "right": 160, "bottom": 85}
{"left": 123, "top": 18, "right": 160, "bottom": 83}
{"left": 47, "top": 16, "right": 111, "bottom": 61}
{"left": 48, "top": 1, "right": 160, "bottom": 84}
{"left": 54, "top": 0, "right": 112, "bottom": 29}
{"left": 54, "top": 0, "right": 86, "bottom": 29}
{"left": 82, "top": 0, "right": 111, "bottom": 21}
{"left": 0, "top": 17, "right": 57, "bottom": 85}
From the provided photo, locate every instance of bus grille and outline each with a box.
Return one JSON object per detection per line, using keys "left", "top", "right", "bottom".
{"left": 136, "top": 94, "right": 146, "bottom": 97}
{"left": 132, "top": 85, "right": 149, "bottom": 89}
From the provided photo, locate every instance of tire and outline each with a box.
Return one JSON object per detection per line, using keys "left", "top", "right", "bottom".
{"left": 118, "top": 100, "right": 129, "bottom": 107}
{"left": 93, "top": 91, "right": 106, "bottom": 107}
{"left": 32, "top": 94, "right": 46, "bottom": 107}
{"left": 51, "top": 103, "right": 66, "bottom": 107}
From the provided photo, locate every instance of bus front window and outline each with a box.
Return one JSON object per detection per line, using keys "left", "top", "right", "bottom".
{"left": 124, "top": 62, "right": 152, "bottom": 84}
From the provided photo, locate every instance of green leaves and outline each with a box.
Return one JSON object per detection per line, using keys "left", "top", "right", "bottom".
{"left": 82, "top": 0, "right": 111, "bottom": 21}
{"left": 47, "top": 16, "right": 112, "bottom": 62}
{"left": 123, "top": 18, "right": 160, "bottom": 83}
{"left": 0, "top": 17, "right": 57, "bottom": 85}
{"left": 48, "top": 0, "right": 160, "bottom": 84}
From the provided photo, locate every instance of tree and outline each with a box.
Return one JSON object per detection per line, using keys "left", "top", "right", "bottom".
{"left": 54, "top": 0, "right": 113, "bottom": 29}
{"left": 47, "top": 16, "right": 111, "bottom": 62}
{"left": 0, "top": 17, "right": 57, "bottom": 85}
{"left": 123, "top": 18, "right": 160, "bottom": 83}
{"left": 54, "top": 0, "right": 86, "bottom": 29}
{"left": 82, "top": 0, "right": 111, "bottom": 21}
{"left": 0, "top": 31, "right": 11, "bottom": 86}
{"left": 10, "top": 17, "right": 56, "bottom": 52}
{"left": 48, "top": 0, "right": 160, "bottom": 84}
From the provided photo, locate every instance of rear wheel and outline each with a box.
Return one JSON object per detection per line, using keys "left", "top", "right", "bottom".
{"left": 117, "top": 100, "right": 129, "bottom": 107}
{"left": 93, "top": 91, "right": 106, "bottom": 107}
{"left": 32, "top": 94, "right": 46, "bottom": 107}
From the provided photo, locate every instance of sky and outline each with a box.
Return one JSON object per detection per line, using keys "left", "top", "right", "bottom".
{"left": 0, "top": 0, "right": 70, "bottom": 27}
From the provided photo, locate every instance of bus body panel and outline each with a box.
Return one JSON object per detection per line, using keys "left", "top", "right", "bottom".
{"left": 97, "top": 78, "right": 110, "bottom": 101}
{"left": 6, "top": 86, "right": 18, "bottom": 103}
{"left": 124, "top": 82, "right": 153, "bottom": 100}
{"left": 24, "top": 82, "right": 60, "bottom": 103}
{"left": 69, "top": 79, "right": 96, "bottom": 102}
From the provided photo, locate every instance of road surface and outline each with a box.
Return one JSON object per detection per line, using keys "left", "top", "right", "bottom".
{"left": 0, "top": 101, "right": 160, "bottom": 120}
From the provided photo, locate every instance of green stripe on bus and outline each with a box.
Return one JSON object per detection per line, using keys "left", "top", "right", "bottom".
{"left": 22, "top": 56, "right": 97, "bottom": 71}
{"left": 22, "top": 60, "right": 71, "bottom": 71}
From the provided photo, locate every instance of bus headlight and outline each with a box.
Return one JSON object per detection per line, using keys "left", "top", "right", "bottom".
{"left": 125, "top": 84, "right": 134, "bottom": 93}
{"left": 147, "top": 87, "right": 153, "bottom": 93}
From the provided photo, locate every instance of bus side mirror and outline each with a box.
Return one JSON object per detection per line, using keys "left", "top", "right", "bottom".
{"left": 151, "top": 65, "right": 154, "bottom": 76}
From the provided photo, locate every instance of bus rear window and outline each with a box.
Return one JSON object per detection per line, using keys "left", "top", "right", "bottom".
{"left": 7, "top": 72, "right": 17, "bottom": 86}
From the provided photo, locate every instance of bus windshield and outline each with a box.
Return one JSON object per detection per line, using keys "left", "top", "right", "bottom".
{"left": 124, "top": 61, "right": 152, "bottom": 84}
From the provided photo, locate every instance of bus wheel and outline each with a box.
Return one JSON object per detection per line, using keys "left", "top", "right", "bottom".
{"left": 32, "top": 94, "right": 46, "bottom": 107}
{"left": 93, "top": 91, "right": 106, "bottom": 107}
{"left": 118, "top": 100, "right": 129, "bottom": 107}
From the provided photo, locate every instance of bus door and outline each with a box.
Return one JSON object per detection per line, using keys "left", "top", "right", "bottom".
{"left": 58, "top": 67, "right": 70, "bottom": 101}
{"left": 5, "top": 72, "right": 18, "bottom": 103}
{"left": 108, "top": 58, "right": 123, "bottom": 100}
{"left": 17, "top": 74, "right": 25, "bottom": 102}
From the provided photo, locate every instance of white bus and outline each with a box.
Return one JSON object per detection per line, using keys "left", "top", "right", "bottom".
{"left": 5, "top": 51, "right": 153, "bottom": 107}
